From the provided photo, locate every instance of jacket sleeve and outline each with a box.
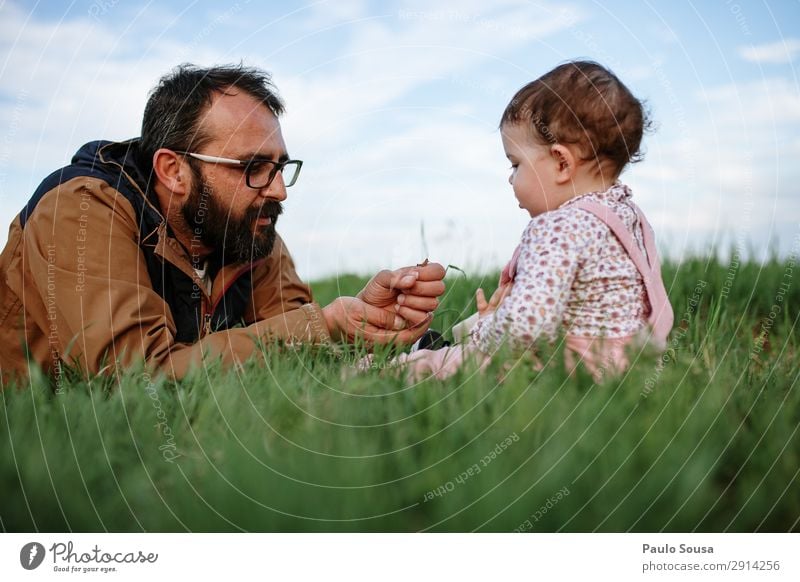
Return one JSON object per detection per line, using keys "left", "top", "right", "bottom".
{"left": 21, "top": 177, "right": 330, "bottom": 380}
{"left": 244, "top": 233, "right": 330, "bottom": 341}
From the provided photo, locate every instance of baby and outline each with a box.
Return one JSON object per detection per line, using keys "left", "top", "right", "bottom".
{"left": 396, "top": 60, "right": 674, "bottom": 381}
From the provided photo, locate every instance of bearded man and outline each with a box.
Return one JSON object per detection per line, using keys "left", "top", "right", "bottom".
{"left": 0, "top": 64, "right": 445, "bottom": 386}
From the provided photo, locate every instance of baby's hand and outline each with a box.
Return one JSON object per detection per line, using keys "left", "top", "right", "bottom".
{"left": 476, "top": 282, "right": 512, "bottom": 318}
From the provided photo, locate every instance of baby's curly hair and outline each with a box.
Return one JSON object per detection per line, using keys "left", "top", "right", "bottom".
{"left": 501, "top": 60, "right": 651, "bottom": 178}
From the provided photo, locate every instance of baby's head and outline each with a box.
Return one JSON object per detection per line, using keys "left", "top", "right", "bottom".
{"left": 500, "top": 61, "right": 650, "bottom": 216}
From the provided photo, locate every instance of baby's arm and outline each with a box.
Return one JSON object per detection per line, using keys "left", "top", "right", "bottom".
{"left": 454, "top": 254, "right": 516, "bottom": 343}
{"left": 470, "top": 211, "right": 592, "bottom": 352}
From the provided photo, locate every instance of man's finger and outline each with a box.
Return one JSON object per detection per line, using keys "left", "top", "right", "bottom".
{"left": 414, "top": 262, "right": 446, "bottom": 282}
{"left": 359, "top": 302, "right": 406, "bottom": 331}
{"left": 368, "top": 267, "right": 416, "bottom": 293}
{"left": 394, "top": 305, "right": 434, "bottom": 327}
{"left": 395, "top": 294, "right": 439, "bottom": 312}
{"left": 388, "top": 262, "right": 446, "bottom": 291}
{"left": 403, "top": 280, "right": 446, "bottom": 298}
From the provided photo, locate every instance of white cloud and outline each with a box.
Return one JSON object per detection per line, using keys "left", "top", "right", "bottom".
{"left": 739, "top": 38, "right": 800, "bottom": 64}
{"left": 1, "top": 0, "right": 580, "bottom": 279}
{"left": 3, "top": 0, "right": 798, "bottom": 281}
{"left": 0, "top": 3, "right": 228, "bottom": 162}
{"left": 296, "top": 0, "right": 371, "bottom": 30}
{"left": 700, "top": 77, "right": 800, "bottom": 124}
{"left": 243, "top": 0, "right": 587, "bottom": 277}
{"left": 620, "top": 74, "right": 800, "bottom": 263}
{"left": 280, "top": 112, "right": 529, "bottom": 279}
{"left": 275, "top": 0, "right": 585, "bottom": 145}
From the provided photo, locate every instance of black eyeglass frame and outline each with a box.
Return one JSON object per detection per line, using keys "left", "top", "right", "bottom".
{"left": 173, "top": 150, "right": 303, "bottom": 188}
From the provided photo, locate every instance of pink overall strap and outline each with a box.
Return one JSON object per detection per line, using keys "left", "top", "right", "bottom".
{"left": 628, "top": 201, "right": 663, "bottom": 272}
{"left": 572, "top": 200, "right": 674, "bottom": 349}
{"left": 501, "top": 244, "right": 523, "bottom": 285}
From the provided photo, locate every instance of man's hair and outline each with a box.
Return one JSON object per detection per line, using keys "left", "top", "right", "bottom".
{"left": 138, "top": 63, "right": 285, "bottom": 175}
{"left": 500, "top": 60, "right": 651, "bottom": 178}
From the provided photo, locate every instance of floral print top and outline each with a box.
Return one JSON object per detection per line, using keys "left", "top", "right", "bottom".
{"left": 471, "top": 183, "right": 651, "bottom": 352}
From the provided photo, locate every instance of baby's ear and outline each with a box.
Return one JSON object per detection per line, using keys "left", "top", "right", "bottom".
{"left": 550, "top": 144, "right": 575, "bottom": 184}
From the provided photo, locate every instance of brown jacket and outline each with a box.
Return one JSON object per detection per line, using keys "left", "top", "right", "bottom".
{"left": 0, "top": 140, "right": 330, "bottom": 387}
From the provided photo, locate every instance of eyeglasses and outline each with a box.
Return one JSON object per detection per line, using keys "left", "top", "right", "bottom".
{"left": 174, "top": 151, "right": 303, "bottom": 188}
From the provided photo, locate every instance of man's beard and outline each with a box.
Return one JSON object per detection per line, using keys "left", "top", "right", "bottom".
{"left": 182, "top": 177, "right": 283, "bottom": 265}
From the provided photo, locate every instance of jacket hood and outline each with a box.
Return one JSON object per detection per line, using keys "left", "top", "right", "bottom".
{"left": 21, "top": 138, "right": 162, "bottom": 229}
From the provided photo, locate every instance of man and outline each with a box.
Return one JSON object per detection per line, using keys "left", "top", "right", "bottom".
{"left": 0, "top": 64, "right": 445, "bottom": 386}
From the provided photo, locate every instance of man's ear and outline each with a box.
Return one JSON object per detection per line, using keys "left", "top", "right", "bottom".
{"left": 550, "top": 144, "right": 575, "bottom": 185}
{"left": 152, "top": 148, "right": 191, "bottom": 197}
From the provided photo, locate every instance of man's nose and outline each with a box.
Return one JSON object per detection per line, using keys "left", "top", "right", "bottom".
{"left": 259, "top": 172, "right": 288, "bottom": 201}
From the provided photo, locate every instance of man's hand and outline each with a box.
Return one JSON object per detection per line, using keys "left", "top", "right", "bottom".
{"left": 476, "top": 282, "right": 512, "bottom": 319}
{"left": 357, "top": 262, "right": 446, "bottom": 327}
{"left": 321, "top": 296, "right": 428, "bottom": 346}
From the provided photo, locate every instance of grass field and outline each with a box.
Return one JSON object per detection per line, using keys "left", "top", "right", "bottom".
{"left": 1, "top": 255, "right": 798, "bottom": 532}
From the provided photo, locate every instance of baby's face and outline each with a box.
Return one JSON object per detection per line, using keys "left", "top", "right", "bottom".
{"left": 500, "top": 123, "right": 559, "bottom": 217}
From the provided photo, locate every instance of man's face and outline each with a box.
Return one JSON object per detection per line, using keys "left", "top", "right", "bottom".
{"left": 180, "top": 90, "right": 290, "bottom": 264}
{"left": 182, "top": 169, "right": 282, "bottom": 264}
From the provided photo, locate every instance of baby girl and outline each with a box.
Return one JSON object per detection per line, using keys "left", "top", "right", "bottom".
{"left": 395, "top": 60, "right": 674, "bottom": 380}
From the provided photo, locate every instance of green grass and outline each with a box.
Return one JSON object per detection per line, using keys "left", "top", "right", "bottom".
{"left": 1, "top": 255, "right": 798, "bottom": 532}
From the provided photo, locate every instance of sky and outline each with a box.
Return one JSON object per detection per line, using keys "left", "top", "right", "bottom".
{"left": 1, "top": 0, "right": 799, "bottom": 280}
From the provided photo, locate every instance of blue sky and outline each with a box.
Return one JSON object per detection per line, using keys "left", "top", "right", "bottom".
{"left": 1, "top": 0, "right": 799, "bottom": 279}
